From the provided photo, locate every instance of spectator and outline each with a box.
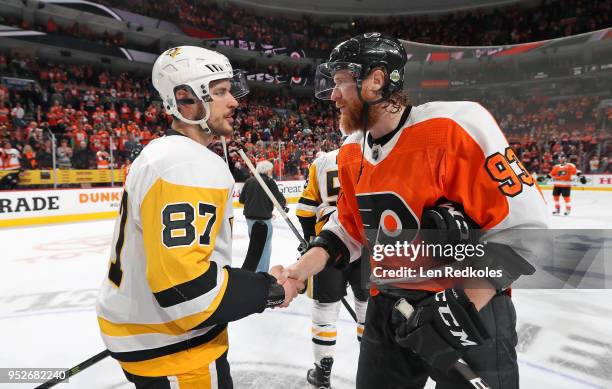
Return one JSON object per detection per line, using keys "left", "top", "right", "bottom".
{"left": 589, "top": 155, "right": 600, "bottom": 173}
{"left": 72, "top": 141, "right": 90, "bottom": 169}
{"left": 2, "top": 141, "right": 21, "bottom": 170}
{"left": 10, "top": 102, "right": 25, "bottom": 128}
{"left": 601, "top": 157, "right": 612, "bottom": 174}
{"left": 57, "top": 139, "right": 73, "bottom": 169}
{"left": 36, "top": 141, "right": 54, "bottom": 169}
{"left": 21, "top": 144, "right": 37, "bottom": 169}
{"left": 96, "top": 149, "right": 111, "bottom": 169}
{"left": 239, "top": 160, "right": 286, "bottom": 272}
{"left": 0, "top": 103, "right": 10, "bottom": 125}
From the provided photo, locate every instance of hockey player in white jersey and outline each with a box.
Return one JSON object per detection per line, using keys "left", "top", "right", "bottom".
{"left": 96, "top": 46, "right": 303, "bottom": 389}
{"left": 296, "top": 149, "right": 368, "bottom": 389}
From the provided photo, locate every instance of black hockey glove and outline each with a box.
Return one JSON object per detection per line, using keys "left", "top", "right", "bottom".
{"left": 392, "top": 289, "right": 489, "bottom": 373}
{"left": 579, "top": 175, "right": 587, "bottom": 184}
{"left": 421, "top": 201, "right": 480, "bottom": 260}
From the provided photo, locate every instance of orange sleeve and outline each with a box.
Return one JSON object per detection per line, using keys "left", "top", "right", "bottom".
{"left": 441, "top": 104, "right": 543, "bottom": 232}
{"left": 570, "top": 165, "right": 577, "bottom": 176}
{"left": 443, "top": 124, "right": 510, "bottom": 230}
{"left": 550, "top": 165, "right": 558, "bottom": 177}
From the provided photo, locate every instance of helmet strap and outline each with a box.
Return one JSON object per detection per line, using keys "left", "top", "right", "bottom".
{"left": 220, "top": 135, "right": 229, "bottom": 164}
{"left": 356, "top": 78, "right": 388, "bottom": 107}
{"left": 355, "top": 77, "right": 389, "bottom": 185}
{"left": 356, "top": 79, "right": 369, "bottom": 184}
{"left": 199, "top": 121, "right": 213, "bottom": 135}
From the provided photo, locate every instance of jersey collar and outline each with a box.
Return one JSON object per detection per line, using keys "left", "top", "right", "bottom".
{"left": 366, "top": 106, "right": 412, "bottom": 149}
{"left": 363, "top": 106, "right": 411, "bottom": 165}
{"left": 165, "top": 128, "right": 186, "bottom": 137}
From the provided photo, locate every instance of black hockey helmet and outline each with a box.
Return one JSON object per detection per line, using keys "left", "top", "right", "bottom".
{"left": 314, "top": 32, "right": 407, "bottom": 101}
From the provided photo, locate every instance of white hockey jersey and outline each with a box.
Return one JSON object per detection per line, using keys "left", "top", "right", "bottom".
{"left": 96, "top": 133, "right": 234, "bottom": 376}
{"left": 296, "top": 149, "right": 340, "bottom": 230}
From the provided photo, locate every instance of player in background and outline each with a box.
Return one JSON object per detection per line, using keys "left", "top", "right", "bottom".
{"left": 549, "top": 154, "right": 586, "bottom": 215}
{"left": 296, "top": 149, "right": 368, "bottom": 389}
{"left": 96, "top": 46, "right": 303, "bottom": 389}
{"left": 277, "top": 33, "right": 549, "bottom": 389}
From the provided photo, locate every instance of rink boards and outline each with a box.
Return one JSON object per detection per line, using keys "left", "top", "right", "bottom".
{"left": 1, "top": 175, "right": 611, "bottom": 228}
{"left": 0, "top": 180, "right": 306, "bottom": 228}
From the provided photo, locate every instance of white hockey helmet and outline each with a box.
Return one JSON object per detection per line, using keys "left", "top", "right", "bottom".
{"left": 152, "top": 46, "right": 249, "bottom": 133}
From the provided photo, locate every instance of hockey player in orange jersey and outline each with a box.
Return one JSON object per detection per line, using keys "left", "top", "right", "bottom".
{"left": 549, "top": 154, "right": 586, "bottom": 215}
{"left": 275, "top": 33, "right": 549, "bottom": 389}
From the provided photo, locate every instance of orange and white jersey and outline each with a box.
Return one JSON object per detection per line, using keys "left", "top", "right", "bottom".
{"left": 296, "top": 149, "right": 340, "bottom": 232}
{"left": 96, "top": 134, "right": 234, "bottom": 376}
{"left": 96, "top": 152, "right": 110, "bottom": 169}
{"left": 323, "top": 101, "right": 549, "bottom": 292}
{"left": 2, "top": 148, "right": 21, "bottom": 170}
{"left": 550, "top": 163, "right": 578, "bottom": 187}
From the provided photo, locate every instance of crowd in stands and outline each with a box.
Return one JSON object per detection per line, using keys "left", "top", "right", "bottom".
{"left": 486, "top": 95, "right": 612, "bottom": 175}
{"left": 97, "top": 0, "right": 611, "bottom": 50}
{"left": 0, "top": 14, "right": 129, "bottom": 49}
{"left": 0, "top": 11, "right": 313, "bottom": 85}
{"left": 0, "top": 51, "right": 342, "bottom": 181}
{"left": 1, "top": 49, "right": 610, "bottom": 187}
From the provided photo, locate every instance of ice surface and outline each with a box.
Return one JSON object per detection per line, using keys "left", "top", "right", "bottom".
{"left": 1, "top": 191, "right": 611, "bottom": 388}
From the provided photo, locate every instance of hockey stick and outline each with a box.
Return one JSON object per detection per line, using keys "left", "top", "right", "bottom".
{"left": 35, "top": 223, "right": 268, "bottom": 388}
{"left": 395, "top": 299, "right": 491, "bottom": 389}
{"left": 237, "top": 150, "right": 358, "bottom": 323}
{"left": 238, "top": 150, "right": 304, "bottom": 244}
{"left": 34, "top": 349, "right": 110, "bottom": 389}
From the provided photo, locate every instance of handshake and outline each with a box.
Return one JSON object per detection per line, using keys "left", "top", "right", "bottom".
{"left": 268, "top": 265, "right": 304, "bottom": 308}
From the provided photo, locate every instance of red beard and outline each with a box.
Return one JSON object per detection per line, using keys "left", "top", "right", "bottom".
{"left": 339, "top": 99, "right": 383, "bottom": 134}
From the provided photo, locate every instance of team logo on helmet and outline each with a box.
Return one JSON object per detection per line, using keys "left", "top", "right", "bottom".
{"left": 390, "top": 69, "right": 401, "bottom": 83}
{"left": 166, "top": 47, "right": 182, "bottom": 59}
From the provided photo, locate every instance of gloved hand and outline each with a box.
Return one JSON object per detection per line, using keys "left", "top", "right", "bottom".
{"left": 392, "top": 289, "right": 490, "bottom": 373}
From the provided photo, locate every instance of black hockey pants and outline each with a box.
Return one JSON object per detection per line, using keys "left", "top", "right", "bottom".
{"left": 356, "top": 290, "right": 519, "bottom": 389}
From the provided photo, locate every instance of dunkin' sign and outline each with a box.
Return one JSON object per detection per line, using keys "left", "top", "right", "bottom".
{"left": 0, "top": 188, "right": 124, "bottom": 226}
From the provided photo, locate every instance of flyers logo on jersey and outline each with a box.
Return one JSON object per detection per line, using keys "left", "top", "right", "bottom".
{"left": 356, "top": 192, "right": 419, "bottom": 247}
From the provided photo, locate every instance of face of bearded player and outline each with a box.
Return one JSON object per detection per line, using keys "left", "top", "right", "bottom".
{"left": 330, "top": 69, "right": 384, "bottom": 134}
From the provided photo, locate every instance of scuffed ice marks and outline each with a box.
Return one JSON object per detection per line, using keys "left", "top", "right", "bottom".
{"left": 231, "top": 361, "right": 355, "bottom": 388}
